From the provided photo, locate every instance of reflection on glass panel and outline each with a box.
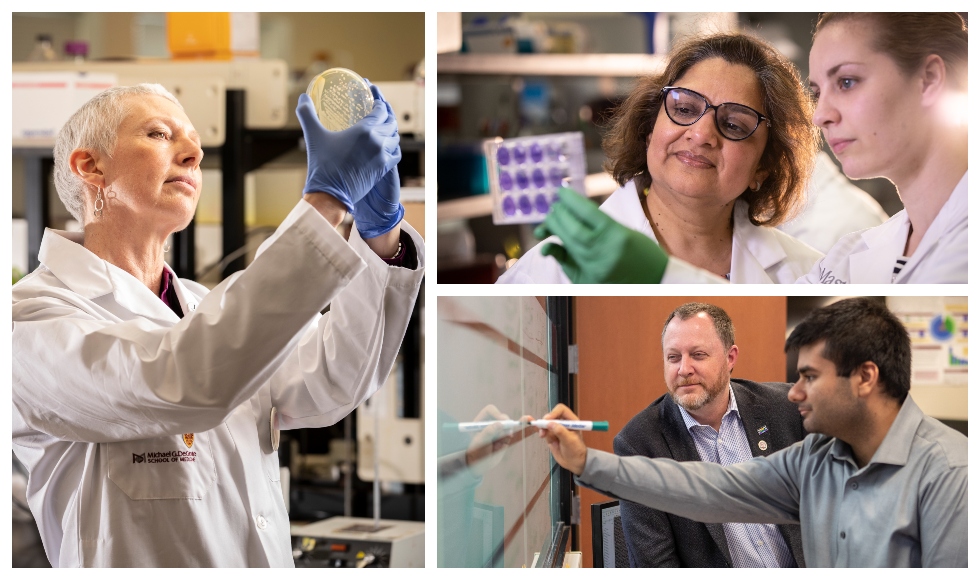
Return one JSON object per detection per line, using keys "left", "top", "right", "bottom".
{"left": 438, "top": 296, "right": 558, "bottom": 567}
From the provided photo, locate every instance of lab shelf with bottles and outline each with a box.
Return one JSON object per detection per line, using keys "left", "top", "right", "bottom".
{"left": 437, "top": 53, "right": 666, "bottom": 77}
{"left": 436, "top": 52, "right": 664, "bottom": 223}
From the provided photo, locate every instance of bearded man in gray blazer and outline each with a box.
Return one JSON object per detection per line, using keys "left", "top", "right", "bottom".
{"left": 614, "top": 302, "right": 806, "bottom": 567}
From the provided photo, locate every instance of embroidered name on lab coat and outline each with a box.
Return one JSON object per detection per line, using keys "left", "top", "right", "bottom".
{"left": 818, "top": 267, "right": 848, "bottom": 284}
{"left": 130, "top": 449, "right": 199, "bottom": 464}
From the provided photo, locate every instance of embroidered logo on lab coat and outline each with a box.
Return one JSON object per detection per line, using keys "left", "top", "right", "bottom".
{"left": 182, "top": 433, "right": 195, "bottom": 448}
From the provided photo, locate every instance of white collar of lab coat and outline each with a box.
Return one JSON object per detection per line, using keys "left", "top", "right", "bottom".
{"left": 598, "top": 180, "right": 656, "bottom": 236}
{"left": 600, "top": 180, "right": 787, "bottom": 273}
{"left": 39, "top": 228, "right": 182, "bottom": 323}
{"left": 731, "top": 202, "right": 787, "bottom": 273}
{"left": 852, "top": 171, "right": 968, "bottom": 280}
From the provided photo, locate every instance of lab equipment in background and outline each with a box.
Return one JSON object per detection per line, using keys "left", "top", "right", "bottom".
{"left": 12, "top": 59, "right": 290, "bottom": 145}
{"left": 485, "top": 132, "right": 586, "bottom": 225}
{"left": 357, "top": 361, "right": 424, "bottom": 485}
{"left": 166, "top": 12, "right": 259, "bottom": 60}
{"left": 464, "top": 16, "right": 549, "bottom": 54}
{"left": 291, "top": 516, "right": 424, "bottom": 567}
{"left": 373, "top": 80, "right": 425, "bottom": 137}
{"left": 438, "top": 12, "right": 463, "bottom": 54}
{"left": 305, "top": 67, "right": 375, "bottom": 131}
{"left": 437, "top": 143, "right": 489, "bottom": 200}
{"left": 28, "top": 35, "right": 57, "bottom": 62}
{"left": 461, "top": 15, "right": 589, "bottom": 54}
{"left": 12, "top": 72, "right": 117, "bottom": 142}
{"left": 63, "top": 41, "right": 88, "bottom": 63}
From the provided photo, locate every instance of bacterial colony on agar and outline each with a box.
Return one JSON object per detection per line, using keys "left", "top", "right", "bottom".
{"left": 305, "top": 67, "right": 374, "bottom": 131}
{"left": 484, "top": 132, "right": 587, "bottom": 225}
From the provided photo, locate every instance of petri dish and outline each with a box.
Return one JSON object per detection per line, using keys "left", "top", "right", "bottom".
{"left": 306, "top": 68, "right": 375, "bottom": 131}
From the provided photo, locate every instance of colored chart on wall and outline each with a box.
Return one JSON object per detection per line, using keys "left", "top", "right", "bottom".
{"left": 888, "top": 296, "right": 967, "bottom": 386}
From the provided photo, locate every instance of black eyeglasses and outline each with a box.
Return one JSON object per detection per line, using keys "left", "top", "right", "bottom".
{"left": 660, "top": 86, "right": 769, "bottom": 141}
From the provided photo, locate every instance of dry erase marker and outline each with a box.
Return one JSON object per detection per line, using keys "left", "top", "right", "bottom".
{"left": 452, "top": 420, "right": 523, "bottom": 432}
{"left": 449, "top": 420, "right": 609, "bottom": 432}
{"left": 530, "top": 420, "right": 608, "bottom": 432}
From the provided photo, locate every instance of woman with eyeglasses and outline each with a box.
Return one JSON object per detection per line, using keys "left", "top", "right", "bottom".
{"left": 498, "top": 31, "right": 823, "bottom": 284}
{"left": 530, "top": 13, "right": 967, "bottom": 284}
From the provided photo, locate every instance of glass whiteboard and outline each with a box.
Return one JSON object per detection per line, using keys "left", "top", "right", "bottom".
{"left": 437, "top": 296, "right": 562, "bottom": 567}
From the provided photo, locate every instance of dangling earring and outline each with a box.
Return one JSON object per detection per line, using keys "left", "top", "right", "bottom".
{"left": 163, "top": 235, "right": 171, "bottom": 254}
{"left": 94, "top": 187, "right": 105, "bottom": 218}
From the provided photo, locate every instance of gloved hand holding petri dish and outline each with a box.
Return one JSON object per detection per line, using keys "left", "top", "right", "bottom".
{"left": 305, "top": 67, "right": 375, "bottom": 131}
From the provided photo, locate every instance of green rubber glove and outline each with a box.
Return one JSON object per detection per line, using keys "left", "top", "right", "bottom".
{"left": 533, "top": 187, "right": 668, "bottom": 284}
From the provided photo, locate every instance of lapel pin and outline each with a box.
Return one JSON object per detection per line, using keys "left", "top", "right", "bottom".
{"left": 757, "top": 425, "right": 769, "bottom": 435}
{"left": 758, "top": 440, "right": 768, "bottom": 451}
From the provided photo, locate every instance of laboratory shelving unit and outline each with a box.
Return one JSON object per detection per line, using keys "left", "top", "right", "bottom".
{"left": 435, "top": 52, "right": 664, "bottom": 223}
{"left": 437, "top": 52, "right": 665, "bottom": 77}
{"left": 13, "top": 60, "right": 424, "bottom": 280}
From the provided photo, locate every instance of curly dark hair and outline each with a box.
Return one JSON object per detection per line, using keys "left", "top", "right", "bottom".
{"left": 602, "top": 32, "right": 820, "bottom": 227}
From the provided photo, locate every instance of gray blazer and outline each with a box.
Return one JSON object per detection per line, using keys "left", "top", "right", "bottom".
{"left": 613, "top": 378, "right": 807, "bottom": 567}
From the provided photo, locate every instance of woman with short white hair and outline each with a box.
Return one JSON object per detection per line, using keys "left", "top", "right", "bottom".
{"left": 12, "top": 83, "right": 424, "bottom": 566}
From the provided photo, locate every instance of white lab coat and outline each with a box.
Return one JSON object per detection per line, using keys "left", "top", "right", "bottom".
{"left": 777, "top": 151, "right": 888, "bottom": 253}
{"left": 12, "top": 200, "right": 425, "bottom": 567}
{"left": 796, "top": 171, "right": 967, "bottom": 283}
{"left": 496, "top": 180, "right": 822, "bottom": 284}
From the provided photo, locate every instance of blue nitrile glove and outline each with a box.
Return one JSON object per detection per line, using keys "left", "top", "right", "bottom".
{"left": 296, "top": 84, "right": 401, "bottom": 211}
{"left": 533, "top": 187, "right": 668, "bottom": 283}
{"left": 353, "top": 165, "right": 406, "bottom": 238}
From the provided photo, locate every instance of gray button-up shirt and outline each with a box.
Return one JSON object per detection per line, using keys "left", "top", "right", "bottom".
{"left": 577, "top": 396, "right": 967, "bottom": 567}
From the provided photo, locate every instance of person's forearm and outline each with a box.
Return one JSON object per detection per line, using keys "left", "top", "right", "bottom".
{"left": 363, "top": 226, "right": 401, "bottom": 258}
{"left": 13, "top": 203, "right": 366, "bottom": 443}
{"left": 577, "top": 449, "right": 800, "bottom": 526}
{"left": 269, "top": 225, "right": 423, "bottom": 430}
{"left": 303, "top": 192, "right": 347, "bottom": 228}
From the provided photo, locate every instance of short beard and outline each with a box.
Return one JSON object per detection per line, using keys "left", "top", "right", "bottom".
{"left": 670, "top": 380, "right": 727, "bottom": 412}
